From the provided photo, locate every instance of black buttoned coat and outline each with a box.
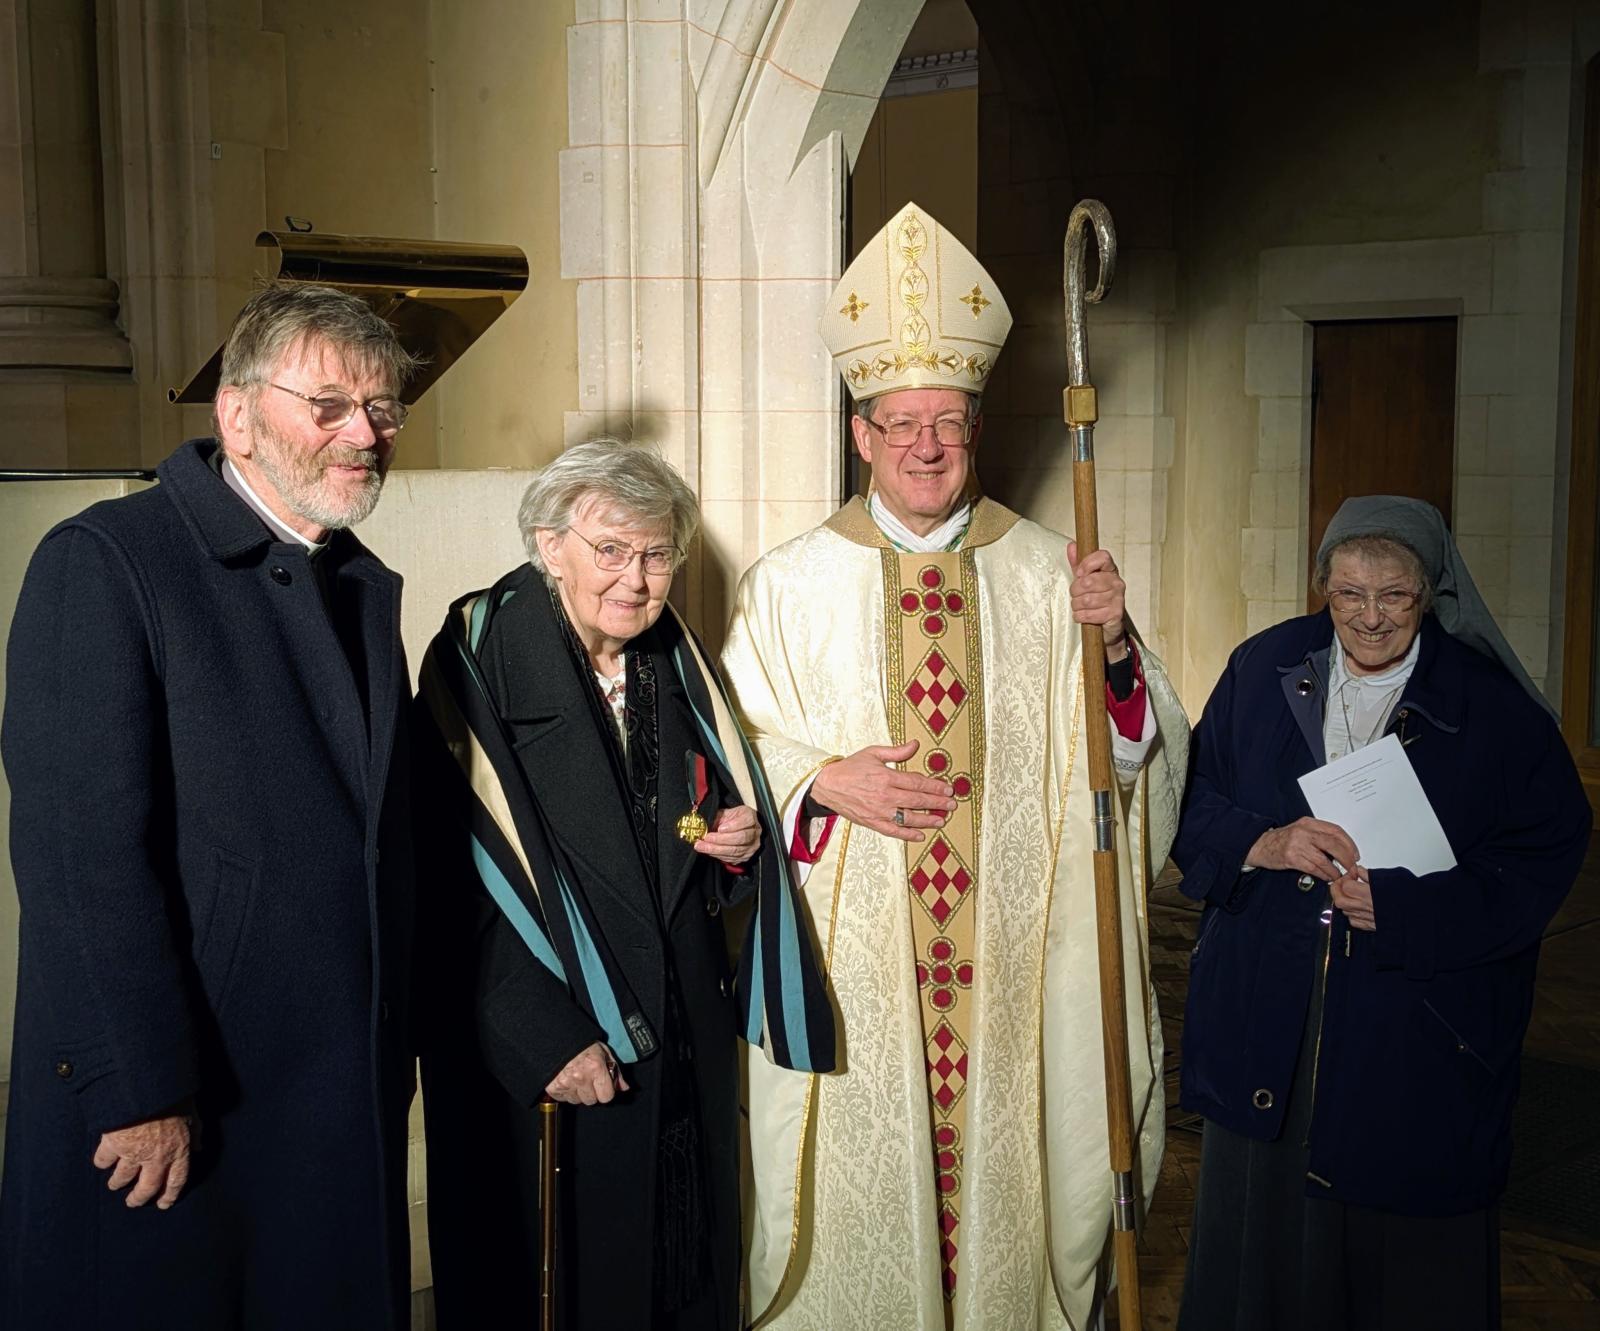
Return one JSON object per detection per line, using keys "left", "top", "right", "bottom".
{"left": 0, "top": 439, "right": 416, "bottom": 1329}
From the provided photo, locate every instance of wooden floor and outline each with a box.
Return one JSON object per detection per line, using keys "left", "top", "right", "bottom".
{"left": 1113, "top": 842, "right": 1600, "bottom": 1331}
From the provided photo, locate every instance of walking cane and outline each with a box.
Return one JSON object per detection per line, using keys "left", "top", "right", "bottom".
{"left": 539, "top": 1097, "right": 560, "bottom": 1331}
{"left": 1062, "top": 199, "right": 1145, "bottom": 1331}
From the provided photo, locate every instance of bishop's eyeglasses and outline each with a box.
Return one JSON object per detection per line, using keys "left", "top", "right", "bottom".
{"left": 862, "top": 413, "right": 974, "bottom": 448}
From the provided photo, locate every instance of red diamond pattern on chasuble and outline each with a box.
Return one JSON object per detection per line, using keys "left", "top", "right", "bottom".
{"left": 903, "top": 645, "right": 970, "bottom": 740}
{"left": 926, "top": 1018, "right": 969, "bottom": 1115}
{"left": 889, "top": 548, "right": 984, "bottom": 1310}
{"left": 909, "top": 835, "right": 975, "bottom": 927}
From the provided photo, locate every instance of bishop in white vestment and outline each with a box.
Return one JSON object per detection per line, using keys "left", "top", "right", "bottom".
{"left": 721, "top": 202, "right": 1190, "bottom": 1331}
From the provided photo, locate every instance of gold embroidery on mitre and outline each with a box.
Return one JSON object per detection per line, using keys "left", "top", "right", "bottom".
{"left": 845, "top": 350, "right": 992, "bottom": 390}
{"left": 897, "top": 212, "right": 932, "bottom": 359}
{"left": 822, "top": 201, "right": 1012, "bottom": 400}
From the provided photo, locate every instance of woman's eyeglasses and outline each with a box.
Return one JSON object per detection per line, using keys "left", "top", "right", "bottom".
{"left": 1327, "top": 587, "right": 1420, "bottom": 616}
{"left": 566, "top": 527, "right": 679, "bottom": 576}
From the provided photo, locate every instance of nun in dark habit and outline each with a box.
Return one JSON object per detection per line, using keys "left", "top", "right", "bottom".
{"left": 1173, "top": 495, "right": 1588, "bottom": 1331}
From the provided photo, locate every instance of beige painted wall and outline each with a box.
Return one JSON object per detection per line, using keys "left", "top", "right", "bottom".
{"left": 852, "top": 88, "right": 980, "bottom": 257}
{"left": 428, "top": 0, "right": 577, "bottom": 470}
{"left": 0, "top": 480, "right": 147, "bottom": 1085}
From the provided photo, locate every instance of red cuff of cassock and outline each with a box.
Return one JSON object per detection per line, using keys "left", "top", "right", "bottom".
{"left": 1105, "top": 639, "right": 1148, "bottom": 742}
{"left": 791, "top": 811, "right": 838, "bottom": 863}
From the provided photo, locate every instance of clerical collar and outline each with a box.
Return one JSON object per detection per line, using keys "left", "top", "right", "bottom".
{"left": 868, "top": 492, "right": 973, "bottom": 553}
{"left": 222, "top": 457, "right": 327, "bottom": 555}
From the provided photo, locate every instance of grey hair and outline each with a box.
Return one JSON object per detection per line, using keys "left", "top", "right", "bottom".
{"left": 1313, "top": 534, "right": 1435, "bottom": 613}
{"left": 856, "top": 390, "right": 983, "bottom": 425}
{"left": 213, "top": 282, "right": 420, "bottom": 435}
{"left": 518, "top": 439, "right": 702, "bottom": 581}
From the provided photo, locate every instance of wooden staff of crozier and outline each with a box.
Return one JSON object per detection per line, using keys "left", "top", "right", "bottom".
{"left": 1063, "top": 199, "right": 1144, "bottom": 1331}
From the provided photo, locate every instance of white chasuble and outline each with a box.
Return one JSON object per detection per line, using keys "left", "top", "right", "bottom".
{"left": 721, "top": 497, "right": 1189, "bottom": 1331}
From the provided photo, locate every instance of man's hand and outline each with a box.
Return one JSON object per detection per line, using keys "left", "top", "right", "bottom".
{"left": 694, "top": 804, "right": 761, "bottom": 865}
{"left": 810, "top": 740, "right": 956, "bottom": 843}
{"left": 1067, "top": 541, "right": 1129, "bottom": 662}
{"left": 545, "top": 1042, "right": 629, "bottom": 1106}
{"left": 1245, "top": 817, "right": 1359, "bottom": 882}
{"left": 1331, "top": 867, "right": 1377, "bottom": 932}
{"left": 93, "top": 1106, "right": 196, "bottom": 1209}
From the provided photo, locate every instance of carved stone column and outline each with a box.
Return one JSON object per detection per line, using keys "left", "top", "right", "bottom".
{"left": 560, "top": 0, "right": 921, "bottom": 645}
{"left": 0, "top": 0, "right": 130, "bottom": 371}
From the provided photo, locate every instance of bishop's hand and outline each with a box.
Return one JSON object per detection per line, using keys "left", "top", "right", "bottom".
{"left": 810, "top": 740, "right": 956, "bottom": 843}
{"left": 1067, "top": 541, "right": 1129, "bottom": 663}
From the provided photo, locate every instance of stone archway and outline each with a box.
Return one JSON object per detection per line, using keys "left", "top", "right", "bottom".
{"left": 559, "top": 0, "right": 923, "bottom": 643}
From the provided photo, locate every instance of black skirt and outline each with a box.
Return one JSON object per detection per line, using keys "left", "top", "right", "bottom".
{"left": 1180, "top": 954, "right": 1500, "bottom": 1331}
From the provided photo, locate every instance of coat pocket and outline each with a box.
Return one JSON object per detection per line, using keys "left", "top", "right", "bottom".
{"left": 193, "top": 847, "right": 257, "bottom": 1016}
{"left": 1420, "top": 997, "right": 1495, "bottom": 1075}
{"left": 504, "top": 712, "right": 566, "bottom": 753}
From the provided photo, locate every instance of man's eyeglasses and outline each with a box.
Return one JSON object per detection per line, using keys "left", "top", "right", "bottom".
{"left": 862, "top": 414, "right": 974, "bottom": 449}
{"left": 566, "top": 527, "right": 679, "bottom": 577}
{"left": 269, "top": 384, "right": 409, "bottom": 437}
{"left": 1327, "top": 587, "right": 1421, "bottom": 616}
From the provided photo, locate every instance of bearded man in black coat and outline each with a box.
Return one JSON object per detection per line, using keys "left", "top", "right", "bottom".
{"left": 1, "top": 283, "right": 420, "bottom": 1329}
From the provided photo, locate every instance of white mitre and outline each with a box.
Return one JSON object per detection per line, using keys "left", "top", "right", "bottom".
{"left": 819, "top": 200, "right": 1013, "bottom": 403}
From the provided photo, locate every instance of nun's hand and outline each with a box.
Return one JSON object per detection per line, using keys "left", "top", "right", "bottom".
{"left": 546, "top": 1042, "right": 629, "bottom": 1106}
{"left": 694, "top": 804, "right": 761, "bottom": 865}
{"left": 1331, "top": 867, "right": 1376, "bottom": 932}
{"left": 1245, "top": 817, "right": 1358, "bottom": 882}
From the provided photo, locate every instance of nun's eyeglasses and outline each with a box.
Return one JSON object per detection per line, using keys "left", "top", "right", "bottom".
{"left": 1327, "top": 588, "right": 1420, "bottom": 615}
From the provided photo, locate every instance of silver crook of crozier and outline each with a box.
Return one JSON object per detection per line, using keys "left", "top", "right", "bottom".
{"left": 1062, "top": 199, "right": 1118, "bottom": 390}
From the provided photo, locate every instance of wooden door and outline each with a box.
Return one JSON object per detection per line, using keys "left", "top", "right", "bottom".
{"left": 1307, "top": 317, "right": 1458, "bottom": 608}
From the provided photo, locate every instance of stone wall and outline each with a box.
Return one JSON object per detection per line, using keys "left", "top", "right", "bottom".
{"left": 971, "top": 0, "right": 1183, "bottom": 665}
{"left": 1175, "top": 0, "right": 1600, "bottom": 707}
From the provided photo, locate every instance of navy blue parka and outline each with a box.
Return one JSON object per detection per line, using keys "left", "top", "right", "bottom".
{"left": 1173, "top": 611, "right": 1588, "bottom": 1215}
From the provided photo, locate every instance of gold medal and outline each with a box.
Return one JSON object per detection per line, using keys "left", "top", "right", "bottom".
{"left": 676, "top": 809, "right": 709, "bottom": 844}
{"left": 679, "top": 750, "right": 712, "bottom": 844}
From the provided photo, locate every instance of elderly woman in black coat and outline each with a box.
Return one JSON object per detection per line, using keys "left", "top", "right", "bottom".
{"left": 1173, "top": 496, "right": 1589, "bottom": 1331}
{"left": 415, "top": 440, "right": 832, "bottom": 1331}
